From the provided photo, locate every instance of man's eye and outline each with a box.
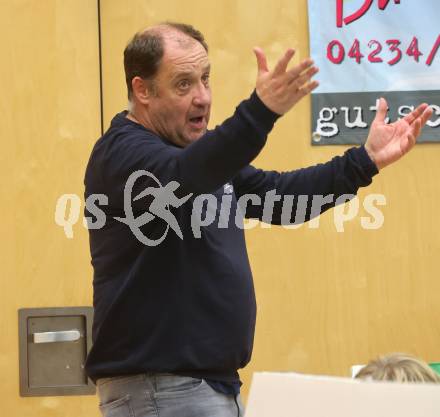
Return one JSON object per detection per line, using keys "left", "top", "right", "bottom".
{"left": 178, "top": 80, "right": 190, "bottom": 89}
{"left": 202, "top": 74, "right": 210, "bottom": 85}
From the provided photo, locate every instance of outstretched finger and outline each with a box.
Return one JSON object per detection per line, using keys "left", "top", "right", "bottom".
{"left": 373, "top": 97, "right": 388, "bottom": 124}
{"left": 419, "top": 106, "right": 433, "bottom": 127}
{"left": 273, "top": 48, "right": 296, "bottom": 76}
{"left": 288, "top": 65, "right": 319, "bottom": 89}
{"left": 286, "top": 58, "right": 315, "bottom": 82}
{"left": 409, "top": 118, "right": 422, "bottom": 142}
{"left": 403, "top": 119, "right": 420, "bottom": 153}
{"left": 403, "top": 103, "right": 428, "bottom": 125}
{"left": 295, "top": 80, "right": 320, "bottom": 100}
{"left": 253, "top": 47, "right": 269, "bottom": 76}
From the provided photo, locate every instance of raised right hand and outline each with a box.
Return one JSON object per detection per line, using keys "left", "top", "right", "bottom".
{"left": 253, "top": 47, "right": 319, "bottom": 115}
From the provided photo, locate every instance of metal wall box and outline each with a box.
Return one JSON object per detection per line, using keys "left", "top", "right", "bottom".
{"left": 18, "top": 307, "right": 95, "bottom": 396}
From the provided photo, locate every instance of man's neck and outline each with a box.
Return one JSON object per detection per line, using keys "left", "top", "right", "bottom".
{"left": 126, "top": 111, "right": 140, "bottom": 124}
{"left": 126, "top": 108, "right": 155, "bottom": 134}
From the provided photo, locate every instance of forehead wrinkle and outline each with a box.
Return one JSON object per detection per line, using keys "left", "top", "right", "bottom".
{"left": 167, "top": 44, "right": 208, "bottom": 61}
{"left": 169, "top": 58, "right": 210, "bottom": 73}
{"left": 164, "top": 51, "right": 210, "bottom": 78}
{"left": 170, "top": 54, "right": 208, "bottom": 67}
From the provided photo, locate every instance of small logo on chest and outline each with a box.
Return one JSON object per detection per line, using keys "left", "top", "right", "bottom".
{"left": 223, "top": 183, "right": 234, "bottom": 194}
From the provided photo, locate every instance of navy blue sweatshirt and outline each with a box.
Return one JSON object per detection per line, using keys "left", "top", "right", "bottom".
{"left": 84, "top": 91, "right": 378, "bottom": 389}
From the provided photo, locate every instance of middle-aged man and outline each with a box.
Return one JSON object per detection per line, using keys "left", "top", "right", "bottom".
{"left": 84, "top": 22, "right": 432, "bottom": 417}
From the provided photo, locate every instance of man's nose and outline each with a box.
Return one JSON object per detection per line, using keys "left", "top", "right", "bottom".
{"left": 192, "top": 83, "right": 211, "bottom": 107}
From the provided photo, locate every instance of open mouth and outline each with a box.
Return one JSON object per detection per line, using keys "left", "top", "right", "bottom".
{"left": 189, "top": 116, "right": 205, "bottom": 129}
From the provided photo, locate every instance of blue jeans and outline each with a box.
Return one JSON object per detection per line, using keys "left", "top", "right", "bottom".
{"left": 97, "top": 373, "right": 244, "bottom": 417}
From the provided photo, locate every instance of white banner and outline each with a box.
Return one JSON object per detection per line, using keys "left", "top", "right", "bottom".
{"left": 307, "top": 0, "right": 440, "bottom": 144}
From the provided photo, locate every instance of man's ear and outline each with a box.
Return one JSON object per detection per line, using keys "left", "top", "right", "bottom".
{"left": 131, "top": 76, "right": 153, "bottom": 104}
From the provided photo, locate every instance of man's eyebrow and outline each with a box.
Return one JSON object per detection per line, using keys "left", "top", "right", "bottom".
{"left": 170, "top": 64, "right": 211, "bottom": 81}
{"left": 171, "top": 70, "right": 193, "bottom": 79}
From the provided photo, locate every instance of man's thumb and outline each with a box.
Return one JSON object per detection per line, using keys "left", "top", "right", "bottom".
{"left": 374, "top": 97, "right": 388, "bottom": 123}
{"left": 253, "top": 47, "right": 269, "bottom": 76}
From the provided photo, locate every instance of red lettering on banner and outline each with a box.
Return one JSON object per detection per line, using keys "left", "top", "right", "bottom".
{"left": 386, "top": 39, "right": 402, "bottom": 65}
{"left": 336, "top": 0, "right": 401, "bottom": 28}
{"left": 426, "top": 35, "right": 440, "bottom": 66}
{"left": 326, "top": 36, "right": 439, "bottom": 66}
{"left": 406, "top": 37, "right": 422, "bottom": 62}
{"left": 348, "top": 39, "right": 364, "bottom": 64}
{"left": 327, "top": 40, "right": 345, "bottom": 64}
{"left": 368, "top": 40, "right": 383, "bottom": 63}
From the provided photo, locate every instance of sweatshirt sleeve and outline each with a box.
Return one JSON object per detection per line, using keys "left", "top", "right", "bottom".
{"left": 232, "top": 146, "right": 379, "bottom": 225}
{"left": 97, "top": 91, "right": 280, "bottom": 210}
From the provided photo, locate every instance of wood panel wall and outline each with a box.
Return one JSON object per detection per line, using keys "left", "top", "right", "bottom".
{"left": 2, "top": 1, "right": 439, "bottom": 415}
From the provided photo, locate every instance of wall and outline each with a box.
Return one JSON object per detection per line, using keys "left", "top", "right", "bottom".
{"left": 1, "top": 0, "right": 101, "bottom": 415}
{"left": 2, "top": 0, "right": 439, "bottom": 415}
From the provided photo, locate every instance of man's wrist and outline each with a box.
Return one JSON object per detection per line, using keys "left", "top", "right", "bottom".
{"left": 247, "top": 90, "right": 282, "bottom": 129}
{"left": 364, "top": 144, "right": 380, "bottom": 171}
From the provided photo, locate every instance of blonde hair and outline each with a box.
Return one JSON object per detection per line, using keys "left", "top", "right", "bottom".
{"left": 355, "top": 353, "right": 440, "bottom": 383}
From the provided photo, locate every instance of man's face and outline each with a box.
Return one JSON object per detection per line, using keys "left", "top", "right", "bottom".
{"left": 146, "top": 35, "right": 211, "bottom": 147}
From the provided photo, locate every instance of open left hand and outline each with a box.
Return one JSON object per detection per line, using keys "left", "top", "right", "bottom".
{"left": 253, "top": 47, "right": 319, "bottom": 115}
{"left": 365, "top": 98, "right": 433, "bottom": 170}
